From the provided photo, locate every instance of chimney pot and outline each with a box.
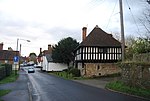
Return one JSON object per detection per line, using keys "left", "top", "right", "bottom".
{"left": 95, "top": 25, "right": 99, "bottom": 28}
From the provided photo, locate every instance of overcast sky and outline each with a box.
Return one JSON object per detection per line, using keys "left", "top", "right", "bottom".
{"left": 0, "top": 0, "right": 149, "bottom": 56}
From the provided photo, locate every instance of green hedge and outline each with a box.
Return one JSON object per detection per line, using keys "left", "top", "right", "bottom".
{"left": 69, "top": 68, "right": 80, "bottom": 77}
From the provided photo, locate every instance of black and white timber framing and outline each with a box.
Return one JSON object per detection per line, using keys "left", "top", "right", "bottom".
{"left": 74, "top": 25, "right": 122, "bottom": 68}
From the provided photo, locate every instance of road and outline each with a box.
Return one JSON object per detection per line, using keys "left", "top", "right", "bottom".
{"left": 27, "top": 67, "right": 148, "bottom": 101}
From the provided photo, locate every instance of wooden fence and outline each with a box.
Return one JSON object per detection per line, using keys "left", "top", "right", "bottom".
{"left": 0, "top": 64, "right": 12, "bottom": 80}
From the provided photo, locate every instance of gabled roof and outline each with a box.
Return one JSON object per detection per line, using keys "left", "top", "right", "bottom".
{"left": 79, "top": 26, "right": 121, "bottom": 47}
{"left": 45, "top": 54, "right": 53, "bottom": 62}
{"left": 0, "top": 50, "right": 19, "bottom": 60}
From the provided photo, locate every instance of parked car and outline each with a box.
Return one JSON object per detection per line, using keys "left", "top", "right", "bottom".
{"left": 34, "top": 64, "right": 42, "bottom": 68}
{"left": 28, "top": 67, "right": 35, "bottom": 73}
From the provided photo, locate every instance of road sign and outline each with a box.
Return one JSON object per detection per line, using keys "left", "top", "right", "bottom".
{"left": 14, "top": 56, "right": 19, "bottom": 62}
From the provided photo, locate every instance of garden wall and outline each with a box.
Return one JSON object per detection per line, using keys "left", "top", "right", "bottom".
{"left": 120, "top": 62, "right": 150, "bottom": 89}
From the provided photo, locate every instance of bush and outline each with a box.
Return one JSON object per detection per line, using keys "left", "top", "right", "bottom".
{"left": 69, "top": 68, "right": 80, "bottom": 77}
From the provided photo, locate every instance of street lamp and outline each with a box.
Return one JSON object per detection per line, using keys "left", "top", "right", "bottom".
{"left": 16, "top": 38, "right": 30, "bottom": 71}
{"left": 17, "top": 38, "right": 30, "bottom": 51}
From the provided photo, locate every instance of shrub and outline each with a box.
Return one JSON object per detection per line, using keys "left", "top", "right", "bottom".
{"left": 69, "top": 68, "right": 80, "bottom": 77}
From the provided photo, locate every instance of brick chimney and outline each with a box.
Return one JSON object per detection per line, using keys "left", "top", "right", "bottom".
{"left": 48, "top": 44, "right": 52, "bottom": 53}
{"left": 40, "top": 48, "right": 42, "bottom": 54}
{"left": 82, "top": 27, "right": 87, "bottom": 41}
{"left": 0, "top": 43, "right": 3, "bottom": 50}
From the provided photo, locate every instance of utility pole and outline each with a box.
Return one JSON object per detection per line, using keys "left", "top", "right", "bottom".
{"left": 119, "top": 0, "right": 125, "bottom": 61}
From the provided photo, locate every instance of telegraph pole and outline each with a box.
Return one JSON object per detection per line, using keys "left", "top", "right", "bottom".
{"left": 119, "top": 0, "right": 125, "bottom": 61}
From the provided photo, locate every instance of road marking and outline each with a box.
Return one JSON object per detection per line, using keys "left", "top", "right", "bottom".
{"left": 28, "top": 74, "right": 41, "bottom": 101}
{"left": 27, "top": 82, "right": 33, "bottom": 101}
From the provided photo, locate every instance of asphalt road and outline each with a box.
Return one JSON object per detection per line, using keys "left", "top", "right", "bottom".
{"left": 28, "top": 68, "right": 148, "bottom": 101}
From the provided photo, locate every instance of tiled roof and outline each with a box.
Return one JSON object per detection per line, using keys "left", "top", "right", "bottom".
{"left": 0, "top": 50, "right": 19, "bottom": 60}
{"left": 79, "top": 26, "right": 121, "bottom": 47}
{"left": 45, "top": 54, "right": 53, "bottom": 62}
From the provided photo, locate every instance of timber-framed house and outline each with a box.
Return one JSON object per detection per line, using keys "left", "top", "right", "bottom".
{"left": 74, "top": 25, "right": 122, "bottom": 77}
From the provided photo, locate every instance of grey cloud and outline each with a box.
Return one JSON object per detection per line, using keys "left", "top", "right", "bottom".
{"left": 45, "top": 26, "right": 81, "bottom": 42}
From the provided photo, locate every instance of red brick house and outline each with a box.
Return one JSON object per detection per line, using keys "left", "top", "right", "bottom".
{"left": 0, "top": 43, "right": 19, "bottom": 64}
{"left": 74, "top": 25, "right": 122, "bottom": 77}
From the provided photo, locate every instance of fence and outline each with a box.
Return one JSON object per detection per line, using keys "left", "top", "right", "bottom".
{"left": 0, "top": 64, "right": 12, "bottom": 80}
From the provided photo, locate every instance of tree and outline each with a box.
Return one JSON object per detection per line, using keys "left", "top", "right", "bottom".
{"left": 132, "top": 38, "right": 150, "bottom": 53}
{"left": 140, "top": 2, "right": 150, "bottom": 38}
{"left": 125, "top": 35, "right": 150, "bottom": 60}
{"left": 52, "top": 37, "right": 79, "bottom": 65}
{"left": 29, "top": 52, "right": 37, "bottom": 64}
{"left": 125, "top": 35, "right": 136, "bottom": 60}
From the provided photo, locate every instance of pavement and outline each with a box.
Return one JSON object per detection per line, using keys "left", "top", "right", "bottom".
{"left": 74, "top": 77, "right": 119, "bottom": 89}
{"left": 0, "top": 70, "right": 30, "bottom": 101}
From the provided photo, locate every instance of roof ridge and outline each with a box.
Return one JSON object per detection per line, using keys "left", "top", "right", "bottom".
{"left": 79, "top": 25, "right": 121, "bottom": 47}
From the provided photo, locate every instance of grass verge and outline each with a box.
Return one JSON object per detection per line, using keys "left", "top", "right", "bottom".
{"left": 0, "top": 71, "right": 18, "bottom": 100}
{"left": 106, "top": 81, "right": 150, "bottom": 99}
{"left": 50, "top": 71, "right": 120, "bottom": 80}
{"left": 0, "top": 90, "right": 11, "bottom": 97}
{"left": 0, "top": 71, "right": 19, "bottom": 84}
{"left": 49, "top": 71, "right": 74, "bottom": 79}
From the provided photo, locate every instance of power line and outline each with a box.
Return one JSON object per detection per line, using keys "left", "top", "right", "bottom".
{"left": 88, "top": 0, "right": 106, "bottom": 9}
{"left": 106, "top": 0, "right": 118, "bottom": 29}
{"left": 125, "top": 0, "right": 141, "bottom": 35}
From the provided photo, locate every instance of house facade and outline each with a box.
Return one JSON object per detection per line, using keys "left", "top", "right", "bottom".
{"left": 0, "top": 43, "right": 19, "bottom": 70}
{"left": 74, "top": 25, "right": 122, "bottom": 77}
{"left": 40, "top": 45, "right": 68, "bottom": 72}
{"left": 0, "top": 43, "right": 19, "bottom": 64}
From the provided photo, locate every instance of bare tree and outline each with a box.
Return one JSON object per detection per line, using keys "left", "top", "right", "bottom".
{"left": 125, "top": 35, "right": 136, "bottom": 47}
{"left": 139, "top": 2, "right": 150, "bottom": 38}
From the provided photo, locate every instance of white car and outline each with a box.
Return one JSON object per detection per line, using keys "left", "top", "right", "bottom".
{"left": 28, "top": 67, "right": 35, "bottom": 73}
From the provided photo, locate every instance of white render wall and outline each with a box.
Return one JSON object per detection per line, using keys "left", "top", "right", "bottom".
{"left": 47, "top": 63, "right": 68, "bottom": 71}
{"left": 41, "top": 56, "right": 68, "bottom": 71}
{"left": 41, "top": 56, "right": 48, "bottom": 71}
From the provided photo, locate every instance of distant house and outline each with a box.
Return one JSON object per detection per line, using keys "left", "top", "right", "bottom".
{"left": 28, "top": 53, "right": 37, "bottom": 64}
{"left": 0, "top": 43, "right": 19, "bottom": 70}
{"left": 40, "top": 45, "right": 68, "bottom": 72}
{"left": 74, "top": 25, "right": 122, "bottom": 77}
{"left": 0, "top": 43, "right": 19, "bottom": 69}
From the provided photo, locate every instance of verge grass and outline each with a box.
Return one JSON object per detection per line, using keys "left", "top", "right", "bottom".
{"left": 106, "top": 81, "right": 150, "bottom": 99}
